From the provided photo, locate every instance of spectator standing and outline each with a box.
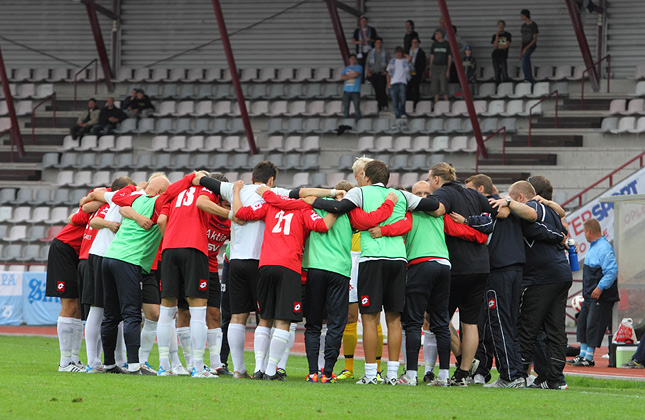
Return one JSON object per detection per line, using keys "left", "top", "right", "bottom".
{"left": 462, "top": 45, "right": 478, "bottom": 94}
{"left": 341, "top": 54, "right": 363, "bottom": 122}
{"left": 386, "top": 47, "right": 411, "bottom": 120}
{"left": 403, "top": 20, "right": 419, "bottom": 54}
{"left": 449, "top": 26, "right": 467, "bottom": 83}
{"left": 91, "top": 97, "right": 127, "bottom": 137}
{"left": 429, "top": 29, "right": 452, "bottom": 103}
{"left": 70, "top": 98, "right": 99, "bottom": 140}
{"left": 405, "top": 37, "right": 427, "bottom": 112}
{"left": 520, "top": 9, "right": 538, "bottom": 84}
{"left": 491, "top": 20, "right": 512, "bottom": 84}
{"left": 352, "top": 15, "right": 377, "bottom": 74}
{"left": 366, "top": 37, "right": 390, "bottom": 112}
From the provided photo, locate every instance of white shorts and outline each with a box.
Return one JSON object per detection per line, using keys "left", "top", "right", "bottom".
{"left": 349, "top": 251, "right": 360, "bottom": 303}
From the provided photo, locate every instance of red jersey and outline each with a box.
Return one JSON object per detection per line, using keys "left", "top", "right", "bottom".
{"left": 207, "top": 215, "right": 231, "bottom": 273}
{"left": 162, "top": 185, "right": 215, "bottom": 255}
{"left": 56, "top": 207, "right": 92, "bottom": 254}
{"left": 235, "top": 191, "right": 329, "bottom": 273}
{"left": 79, "top": 203, "right": 109, "bottom": 260}
{"left": 151, "top": 239, "right": 163, "bottom": 271}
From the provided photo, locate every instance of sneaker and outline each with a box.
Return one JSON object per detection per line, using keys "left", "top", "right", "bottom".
{"left": 423, "top": 371, "right": 435, "bottom": 383}
{"left": 396, "top": 373, "right": 418, "bottom": 386}
{"left": 192, "top": 368, "right": 218, "bottom": 378}
{"left": 381, "top": 376, "right": 397, "bottom": 386}
{"left": 85, "top": 365, "right": 104, "bottom": 374}
{"left": 356, "top": 375, "right": 378, "bottom": 385}
{"left": 264, "top": 373, "right": 286, "bottom": 381}
{"left": 58, "top": 362, "right": 83, "bottom": 373}
{"left": 572, "top": 359, "right": 595, "bottom": 367}
{"left": 621, "top": 360, "right": 645, "bottom": 369}
{"left": 252, "top": 370, "right": 266, "bottom": 380}
{"left": 450, "top": 369, "right": 470, "bottom": 387}
{"left": 305, "top": 373, "right": 319, "bottom": 383}
{"left": 158, "top": 366, "right": 176, "bottom": 376}
{"left": 472, "top": 374, "right": 486, "bottom": 385}
{"left": 276, "top": 368, "right": 288, "bottom": 379}
{"left": 214, "top": 364, "right": 233, "bottom": 376}
{"left": 566, "top": 355, "right": 582, "bottom": 365}
{"left": 336, "top": 369, "right": 354, "bottom": 381}
{"left": 140, "top": 362, "right": 157, "bottom": 375}
{"left": 468, "top": 359, "right": 480, "bottom": 377}
{"left": 428, "top": 377, "right": 450, "bottom": 387}
{"left": 376, "top": 370, "right": 384, "bottom": 383}
{"left": 525, "top": 375, "right": 537, "bottom": 387}
{"left": 529, "top": 380, "right": 568, "bottom": 390}
{"left": 128, "top": 368, "right": 157, "bottom": 376}
{"left": 104, "top": 365, "right": 125, "bottom": 374}
{"left": 484, "top": 377, "right": 526, "bottom": 388}
{"left": 320, "top": 373, "right": 336, "bottom": 384}
{"left": 171, "top": 365, "right": 190, "bottom": 376}
{"left": 232, "top": 371, "right": 252, "bottom": 379}
{"left": 73, "top": 360, "right": 86, "bottom": 370}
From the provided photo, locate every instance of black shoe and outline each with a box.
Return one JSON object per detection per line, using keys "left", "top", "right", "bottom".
{"left": 450, "top": 368, "right": 470, "bottom": 387}
{"left": 529, "top": 380, "right": 568, "bottom": 390}
{"left": 214, "top": 364, "right": 233, "bottom": 376}
{"left": 252, "top": 370, "right": 266, "bottom": 380}
{"left": 104, "top": 365, "right": 125, "bottom": 374}
{"left": 572, "top": 359, "right": 594, "bottom": 367}
{"left": 127, "top": 368, "right": 156, "bottom": 375}
{"left": 264, "top": 373, "right": 287, "bottom": 381}
{"left": 423, "top": 371, "right": 435, "bottom": 383}
{"left": 276, "top": 368, "right": 288, "bottom": 379}
{"left": 566, "top": 355, "right": 582, "bottom": 365}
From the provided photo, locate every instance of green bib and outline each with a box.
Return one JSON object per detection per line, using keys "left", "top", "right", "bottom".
{"left": 104, "top": 195, "right": 162, "bottom": 274}
{"left": 405, "top": 212, "right": 450, "bottom": 261}
{"left": 303, "top": 202, "right": 352, "bottom": 277}
{"left": 359, "top": 185, "right": 407, "bottom": 259}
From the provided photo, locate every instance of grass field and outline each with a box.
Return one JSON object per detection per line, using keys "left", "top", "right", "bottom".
{"left": 2, "top": 335, "right": 644, "bottom": 419}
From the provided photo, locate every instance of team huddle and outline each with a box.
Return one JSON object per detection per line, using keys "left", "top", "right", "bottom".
{"left": 45, "top": 156, "right": 574, "bottom": 388}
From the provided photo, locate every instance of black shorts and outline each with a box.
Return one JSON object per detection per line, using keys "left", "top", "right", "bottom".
{"left": 46, "top": 238, "right": 80, "bottom": 299}
{"left": 208, "top": 272, "right": 222, "bottom": 308}
{"left": 257, "top": 265, "right": 303, "bottom": 322}
{"left": 160, "top": 248, "right": 210, "bottom": 300}
{"left": 88, "top": 254, "right": 104, "bottom": 307}
{"left": 142, "top": 269, "right": 161, "bottom": 305}
{"left": 78, "top": 259, "right": 93, "bottom": 306}
{"left": 357, "top": 259, "right": 407, "bottom": 314}
{"left": 449, "top": 273, "right": 488, "bottom": 325}
{"left": 228, "top": 259, "right": 259, "bottom": 315}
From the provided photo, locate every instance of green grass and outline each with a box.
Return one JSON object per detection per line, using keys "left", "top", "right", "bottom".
{"left": 1, "top": 335, "right": 644, "bottom": 419}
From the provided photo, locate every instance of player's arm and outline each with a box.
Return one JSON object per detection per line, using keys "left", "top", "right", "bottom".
{"left": 348, "top": 193, "right": 397, "bottom": 230}
{"left": 521, "top": 213, "right": 566, "bottom": 244}
{"left": 401, "top": 190, "right": 440, "bottom": 213}
{"left": 448, "top": 212, "right": 494, "bottom": 234}
{"left": 196, "top": 195, "right": 230, "bottom": 218}
{"left": 297, "top": 187, "right": 345, "bottom": 200}
{"left": 153, "top": 172, "right": 201, "bottom": 215}
{"left": 67, "top": 208, "right": 91, "bottom": 226}
{"left": 489, "top": 197, "right": 538, "bottom": 222}
{"left": 79, "top": 187, "right": 108, "bottom": 206}
{"left": 120, "top": 206, "right": 154, "bottom": 229}
{"left": 111, "top": 185, "right": 140, "bottom": 207}
{"left": 157, "top": 214, "right": 168, "bottom": 236}
{"left": 368, "top": 211, "right": 413, "bottom": 238}
{"left": 232, "top": 181, "right": 267, "bottom": 221}
{"left": 443, "top": 215, "right": 488, "bottom": 244}
{"left": 260, "top": 188, "right": 311, "bottom": 211}
{"left": 304, "top": 209, "right": 335, "bottom": 233}
{"left": 532, "top": 195, "right": 565, "bottom": 219}
{"left": 594, "top": 247, "right": 618, "bottom": 298}
{"left": 309, "top": 197, "right": 357, "bottom": 214}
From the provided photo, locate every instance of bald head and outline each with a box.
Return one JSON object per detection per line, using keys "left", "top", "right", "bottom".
{"left": 509, "top": 181, "right": 536, "bottom": 203}
{"left": 412, "top": 181, "right": 431, "bottom": 198}
{"left": 145, "top": 176, "right": 170, "bottom": 196}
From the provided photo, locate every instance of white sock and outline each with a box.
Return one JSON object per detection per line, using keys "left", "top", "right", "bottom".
{"left": 157, "top": 306, "right": 177, "bottom": 371}
{"left": 128, "top": 362, "right": 140, "bottom": 372}
{"left": 189, "top": 306, "right": 207, "bottom": 372}
{"left": 423, "top": 330, "right": 437, "bottom": 374}
{"left": 85, "top": 307, "right": 103, "bottom": 368}
{"left": 177, "top": 326, "right": 192, "bottom": 368}
{"left": 207, "top": 328, "right": 223, "bottom": 368}
{"left": 254, "top": 326, "right": 272, "bottom": 373}
{"left": 364, "top": 362, "right": 378, "bottom": 380}
{"left": 263, "top": 327, "right": 276, "bottom": 372}
{"left": 438, "top": 368, "right": 449, "bottom": 381}
{"left": 228, "top": 323, "right": 247, "bottom": 374}
{"left": 71, "top": 318, "right": 83, "bottom": 364}
{"left": 139, "top": 318, "right": 158, "bottom": 365}
{"left": 57, "top": 316, "right": 75, "bottom": 367}
{"left": 170, "top": 324, "right": 182, "bottom": 368}
{"left": 318, "top": 324, "right": 327, "bottom": 371}
{"left": 115, "top": 321, "right": 126, "bottom": 367}
{"left": 401, "top": 329, "right": 407, "bottom": 366}
{"left": 406, "top": 369, "right": 418, "bottom": 379}
{"left": 277, "top": 323, "right": 296, "bottom": 370}
{"left": 265, "top": 329, "right": 291, "bottom": 377}
{"left": 387, "top": 360, "right": 400, "bottom": 380}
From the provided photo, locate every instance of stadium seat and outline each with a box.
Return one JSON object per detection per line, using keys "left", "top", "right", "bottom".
{"left": 444, "top": 118, "right": 464, "bottom": 133}
{"left": 153, "top": 154, "right": 172, "bottom": 170}
{"left": 133, "top": 154, "right": 153, "bottom": 170}
{"left": 95, "top": 153, "right": 116, "bottom": 170}
{"left": 0, "top": 206, "right": 12, "bottom": 222}
{"left": 429, "top": 136, "right": 450, "bottom": 152}
{"left": 154, "top": 101, "right": 176, "bottom": 117}
{"left": 499, "top": 117, "right": 517, "bottom": 133}
{"left": 211, "top": 100, "right": 232, "bottom": 117}
{"left": 48, "top": 207, "right": 70, "bottom": 225}
{"left": 12, "top": 188, "right": 34, "bottom": 205}
{"left": 266, "top": 153, "right": 284, "bottom": 168}
{"left": 386, "top": 173, "right": 401, "bottom": 188}
{"left": 272, "top": 68, "right": 294, "bottom": 82}
{"left": 501, "top": 100, "right": 524, "bottom": 117}
{"left": 628, "top": 117, "right": 645, "bottom": 134}
{"left": 404, "top": 154, "right": 427, "bottom": 171}
{"left": 188, "top": 118, "right": 209, "bottom": 134}
{"left": 491, "top": 82, "right": 514, "bottom": 99}
{"left": 357, "top": 136, "right": 374, "bottom": 153}
{"left": 41, "top": 225, "right": 64, "bottom": 242}
{"left": 605, "top": 99, "right": 627, "bottom": 115}
{"left": 480, "top": 117, "right": 499, "bottom": 133}
{"left": 204, "top": 136, "right": 223, "bottom": 151}
{"left": 446, "top": 101, "right": 468, "bottom": 117}
{"left": 390, "top": 154, "right": 409, "bottom": 171}
{"left": 403, "top": 119, "right": 426, "bottom": 135}
{"left": 371, "top": 136, "right": 393, "bottom": 153}
{"left": 25, "top": 225, "right": 46, "bottom": 242}
{"left": 299, "top": 118, "right": 321, "bottom": 134}
{"left": 285, "top": 100, "right": 307, "bottom": 117}
{"left": 311, "top": 67, "right": 331, "bottom": 82}
{"left": 411, "top": 136, "right": 430, "bottom": 152}
{"left": 535, "top": 66, "right": 553, "bottom": 81}
{"left": 53, "top": 170, "right": 74, "bottom": 186}
{"left": 2, "top": 244, "right": 23, "bottom": 262}
{"left": 321, "top": 100, "right": 342, "bottom": 117}
{"left": 429, "top": 101, "right": 450, "bottom": 117}
{"left": 73, "top": 152, "right": 97, "bottom": 169}
{"left": 310, "top": 172, "right": 327, "bottom": 187}
{"left": 388, "top": 136, "right": 411, "bottom": 153}
{"left": 128, "top": 68, "right": 150, "bottom": 82}
{"left": 8, "top": 206, "right": 31, "bottom": 223}
{"left": 244, "top": 153, "right": 266, "bottom": 171}
{"left": 267, "top": 101, "right": 288, "bottom": 117}
{"left": 463, "top": 137, "right": 478, "bottom": 153}
{"left": 0, "top": 188, "right": 16, "bottom": 204}
{"left": 622, "top": 99, "right": 645, "bottom": 115}
{"left": 508, "top": 82, "right": 532, "bottom": 99}
{"left": 280, "top": 136, "right": 302, "bottom": 153}
{"left": 610, "top": 117, "right": 636, "bottom": 134}
{"left": 114, "top": 67, "right": 132, "bottom": 82}
{"left": 199, "top": 68, "right": 221, "bottom": 82}
{"left": 94, "top": 135, "right": 116, "bottom": 151}
{"left": 284, "top": 84, "right": 304, "bottom": 99}
{"left": 285, "top": 118, "right": 304, "bottom": 134}
{"left": 151, "top": 118, "right": 174, "bottom": 134}
{"left": 240, "top": 68, "right": 258, "bottom": 82}
{"left": 46, "top": 189, "right": 69, "bottom": 206}
{"left": 249, "top": 100, "right": 269, "bottom": 117}
{"left": 549, "top": 65, "right": 572, "bottom": 81}
{"left": 481, "top": 100, "right": 504, "bottom": 117}
{"left": 291, "top": 172, "right": 310, "bottom": 188}
{"left": 29, "top": 68, "right": 48, "bottom": 82}
{"left": 54, "top": 152, "right": 77, "bottom": 169}
{"left": 192, "top": 100, "right": 213, "bottom": 116}
{"left": 302, "top": 100, "right": 325, "bottom": 117}
{"left": 283, "top": 154, "right": 301, "bottom": 170}
{"left": 445, "top": 136, "right": 468, "bottom": 153}
{"left": 401, "top": 172, "right": 423, "bottom": 188}
{"left": 476, "top": 83, "right": 497, "bottom": 99}
{"left": 425, "top": 118, "right": 443, "bottom": 134}
{"left": 254, "top": 67, "right": 275, "bottom": 82}
{"left": 165, "top": 68, "right": 185, "bottom": 82}
{"left": 11, "top": 68, "right": 31, "bottom": 82}
{"left": 317, "top": 117, "right": 339, "bottom": 134}
{"left": 163, "top": 136, "right": 187, "bottom": 152}
{"left": 182, "top": 136, "right": 204, "bottom": 152}
{"left": 170, "top": 153, "right": 191, "bottom": 171}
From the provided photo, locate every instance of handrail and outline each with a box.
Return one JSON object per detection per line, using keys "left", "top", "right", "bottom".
{"left": 475, "top": 126, "right": 506, "bottom": 173}
{"left": 74, "top": 59, "right": 98, "bottom": 111}
{"left": 528, "top": 90, "right": 559, "bottom": 146}
{"left": 562, "top": 149, "right": 645, "bottom": 208}
{"left": 31, "top": 92, "right": 56, "bottom": 144}
{"left": 1, "top": 128, "right": 15, "bottom": 162}
{"left": 580, "top": 54, "right": 611, "bottom": 110}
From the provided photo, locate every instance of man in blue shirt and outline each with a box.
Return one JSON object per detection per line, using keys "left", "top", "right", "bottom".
{"left": 569, "top": 218, "right": 619, "bottom": 367}
{"left": 341, "top": 54, "right": 363, "bottom": 122}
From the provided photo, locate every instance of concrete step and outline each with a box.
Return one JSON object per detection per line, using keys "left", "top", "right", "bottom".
{"left": 532, "top": 116, "right": 602, "bottom": 129}
{"left": 478, "top": 152, "right": 557, "bottom": 166}
{"left": 508, "top": 134, "right": 583, "bottom": 148}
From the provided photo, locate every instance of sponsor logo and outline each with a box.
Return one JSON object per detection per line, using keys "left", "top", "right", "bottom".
{"left": 198, "top": 280, "right": 208, "bottom": 290}
{"left": 360, "top": 295, "right": 369, "bottom": 307}
{"left": 293, "top": 302, "right": 302, "bottom": 313}
{"left": 256, "top": 301, "right": 261, "bottom": 312}
{"left": 488, "top": 298, "right": 496, "bottom": 309}
{"left": 56, "top": 281, "right": 65, "bottom": 292}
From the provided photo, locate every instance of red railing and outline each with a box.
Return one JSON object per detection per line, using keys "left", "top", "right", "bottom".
{"left": 0, "top": 128, "right": 11, "bottom": 161}
{"left": 31, "top": 92, "right": 56, "bottom": 144}
{"left": 475, "top": 126, "right": 506, "bottom": 173}
{"left": 528, "top": 90, "right": 559, "bottom": 146}
{"left": 562, "top": 150, "right": 645, "bottom": 208}
{"left": 580, "top": 54, "right": 611, "bottom": 110}
{"left": 74, "top": 59, "right": 98, "bottom": 111}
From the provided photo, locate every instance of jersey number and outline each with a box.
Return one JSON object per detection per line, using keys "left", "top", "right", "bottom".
{"left": 175, "top": 187, "right": 195, "bottom": 207}
{"left": 272, "top": 210, "right": 293, "bottom": 235}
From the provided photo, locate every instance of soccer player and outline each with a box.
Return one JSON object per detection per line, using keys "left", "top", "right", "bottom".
{"left": 233, "top": 183, "right": 338, "bottom": 380}
{"left": 101, "top": 171, "right": 203, "bottom": 375}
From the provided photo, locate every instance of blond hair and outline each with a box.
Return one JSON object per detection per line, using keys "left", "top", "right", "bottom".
{"left": 583, "top": 218, "right": 602, "bottom": 234}
{"left": 148, "top": 172, "right": 169, "bottom": 183}
{"left": 429, "top": 162, "right": 457, "bottom": 182}
{"left": 509, "top": 181, "right": 536, "bottom": 200}
{"left": 352, "top": 156, "right": 373, "bottom": 175}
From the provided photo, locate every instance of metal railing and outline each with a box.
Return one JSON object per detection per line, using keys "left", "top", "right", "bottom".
{"left": 528, "top": 90, "right": 559, "bottom": 146}
{"left": 580, "top": 54, "right": 611, "bottom": 110}
{"left": 74, "top": 59, "right": 98, "bottom": 111}
{"left": 562, "top": 150, "right": 645, "bottom": 208}
{"left": 1, "top": 127, "right": 16, "bottom": 162}
{"left": 31, "top": 92, "right": 56, "bottom": 144}
{"left": 475, "top": 126, "right": 506, "bottom": 173}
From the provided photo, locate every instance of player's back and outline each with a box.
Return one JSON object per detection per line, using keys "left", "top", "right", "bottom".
{"left": 163, "top": 185, "right": 212, "bottom": 254}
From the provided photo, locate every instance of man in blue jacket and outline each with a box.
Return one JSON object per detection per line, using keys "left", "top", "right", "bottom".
{"left": 568, "top": 218, "right": 618, "bottom": 367}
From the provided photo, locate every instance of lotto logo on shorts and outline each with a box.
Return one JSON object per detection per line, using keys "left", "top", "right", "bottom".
{"left": 56, "top": 281, "right": 65, "bottom": 292}
{"left": 256, "top": 301, "right": 261, "bottom": 311}
{"left": 488, "top": 298, "right": 497, "bottom": 309}
{"left": 199, "top": 280, "right": 208, "bottom": 291}
{"left": 360, "top": 295, "right": 370, "bottom": 307}
{"left": 293, "top": 302, "right": 302, "bottom": 313}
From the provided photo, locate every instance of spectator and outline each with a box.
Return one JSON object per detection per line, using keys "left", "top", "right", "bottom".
{"left": 520, "top": 9, "right": 538, "bottom": 84}
{"left": 386, "top": 46, "right": 411, "bottom": 120}
{"left": 341, "top": 54, "right": 363, "bottom": 121}
{"left": 403, "top": 20, "right": 419, "bottom": 53}
{"left": 91, "top": 97, "right": 127, "bottom": 137}
{"left": 129, "top": 89, "right": 155, "bottom": 118}
{"left": 352, "top": 15, "right": 377, "bottom": 74}
{"left": 449, "top": 26, "right": 467, "bottom": 83}
{"left": 122, "top": 88, "right": 137, "bottom": 113}
{"left": 366, "top": 37, "right": 390, "bottom": 112}
{"left": 70, "top": 98, "right": 99, "bottom": 140}
{"left": 405, "top": 37, "right": 427, "bottom": 111}
{"left": 462, "top": 45, "right": 478, "bottom": 92}
{"left": 429, "top": 29, "right": 452, "bottom": 103}
{"left": 431, "top": 17, "right": 447, "bottom": 42}
{"left": 621, "top": 338, "right": 645, "bottom": 369}
{"left": 492, "top": 20, "right": 512, "bottom": 84}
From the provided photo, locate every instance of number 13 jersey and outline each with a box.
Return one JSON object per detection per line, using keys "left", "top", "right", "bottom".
{"left": 161, "top": 185, "right": 215, "bottom": 256}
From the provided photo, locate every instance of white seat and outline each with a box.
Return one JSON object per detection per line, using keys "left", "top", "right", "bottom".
{"left": 267, "top": 101, "right": 288, "bottom": 117}
{"left": 172, "top": 101, "right": 194, "bottom": 116}
{"left": 631, "top": 63, "right": 645, "bottom": 80}
{"left": 444, "top": 136, "right": 468, "bottom": 152}
{"left": 321, "top": 100, "right": 342, "bottom": 117}
{"left": 628, "top": 116, "right": 645, "bottom": 134}
{"left": 482, "top": 100, "right": 505, "bottom": 117}
{"left": 191, "top": 100, "right": 213, "bottom": 116}
{"left": 508, "top": 82, "right": 532, "bottom": 99}
{"left": 302, "top": 100, "right": 325, "bottom": 117}
{"left": 128, "top": 68, "right": 150, "bottom": 82}
{"left": 389, "top": 136, "right": 411, "bottom": 152}
{"left": 527, "top": 82, "right": 551, "bottom": 98}
{"left": 549, "top": 65, "right": 571, "bottom": 81}
{"left": 114, "top": 135, "right": 133, "bottom": 151}
{"left": 165, "top": 68, "right": 185, "bottom": 82}
{"left": 92, "top": 170, "right": 111, "bottom": 187}
{"left": 411, "top": 136, "right": 430, "bottom": 152}
{"left": 69, "top": 170, "right": 93, "bottom": 187}
{"left": 47, "top": 68, "right": 69, "bottom": 82}
{"left": 8, "top": 207, "right": 31, "bottom": 223}
{"left": 153, "top": 100, "right": 176, "bottom": 117}
{"left": 182, "top": 68, "right": 204, "bottom": 82}
{"left": 567, "top": 65, "right": 586, "bottom": 81}
{"left": 164, "top": 136, "right": 187, "bottom": 152}
{"left": 29, "top": 68, "right": 48, "bottom": 82}
{"left": 446, "top": 101, "right": 468, "bottom": 117}
{"left": 372, "top": 136, "right": 393, "bottom": 152}
{"left": 357, "top": 136, "right": 374, "bottom": 153}
{"left": 600, "top": 117, "right": 617, "bottom": 133}
{"left": 11, "top": 68, "right": 31, "bottom": 82}
{"left": 631, "top": 81, "right": 645, "bottom": 97}
{"left": 535, "top": 66, "right": 553, "bottom": 81}
{"left": 14, "top": 83, "right": 36, "bottom": 99}
{"left": 147, "top": 136, "right": 169, "bottom": 151}
{"left": 490, "top": 82, "right": 514, "bottom": 99}
{"left": 30, "top": 207, "right": 50, "bottom": 224}
{"left": 500, "top": 100, "right": 524, "bottom": 117}
{"left": 183, "top": 136, "right": 204, "bottom": 152}
{"left": 249, "top": 100, "right": 269, "bottom": 117}
{"left": 463, "top": 137, "right": 478, "bottom": 153}
{"left": 622, "top": 99, "right": 645, "bottom": 116}
{"left": 429, "top": 101, "right": 450, "bottom": 116}
{"left": 264, "top": 136, "right": 283, "bottom": 152}
{"left": 476, "top": 83, "right": 497, "bottom": 99}
{"left": 297, "top": 136, "right": 320, "bottom": 152}
{"left": 53, "top": 170, "right": 74, "bottom": 186}
{"left": 94, "top": 135, "right": 115, "bottom": 151}
{"left": 204, "top": 136, "right": 222, "bottom": 151}
{"left": 519, "top": 100, "right": 541, "bottom": 117}
{"left": 610, "top": 117, "right": 636, "bottom": 134}
{"left": 429, "top": 136, "right": 449, "bottom": 152}
{"left": 74, "top": 135, "right": 98, "bottom": 151}
{"left": 409, "top": 101, "right": 432, "bottom": 117}
{"left": 604, "top": 99, "right": 627, "bottom": 115}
